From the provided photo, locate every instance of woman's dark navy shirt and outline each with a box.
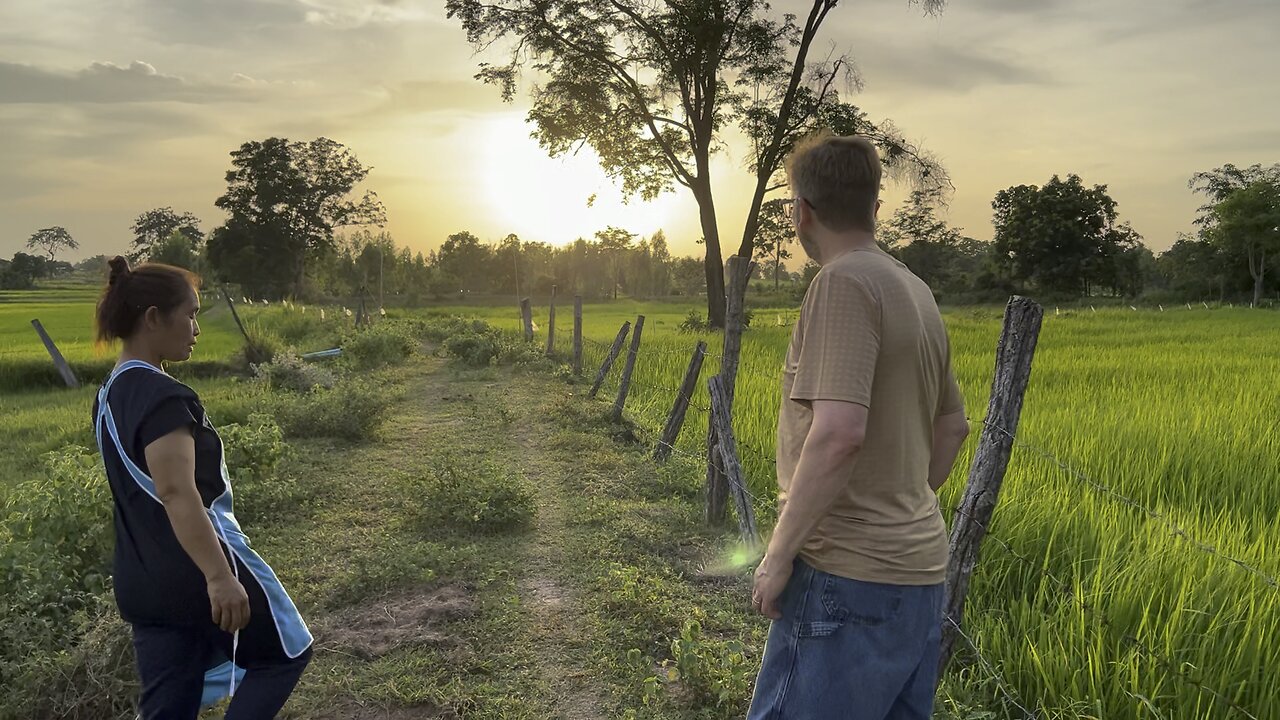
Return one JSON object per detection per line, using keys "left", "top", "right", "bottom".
{"left": 93, "top": 368, "right": 231, "bottom": 626}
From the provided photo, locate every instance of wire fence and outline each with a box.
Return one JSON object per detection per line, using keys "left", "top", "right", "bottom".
{"left": 531, "top": 305, "right": 1269, "bottom": 718}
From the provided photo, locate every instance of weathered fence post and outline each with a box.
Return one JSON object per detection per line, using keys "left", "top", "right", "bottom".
{"left": 30, "top": 319, "right": 78, "bottom": 388}
{"left": 222, "top": 288, "right": 252, "bottom": 346}
{"left": 520, "top": 298, "right": 534, "bottom": 342}
{"left": 572, "top": 295, "right": 583, "bottom": 375}
{"left": 939, "top": 296, "right": 1044, "bottom": 677}
{"left": 545, "top": 285, "right": 558, "bottom": 357}
{"left": 708, "top": 374, "right": 761, "bottom": 549}
{"left": 588, "top": 321, "right": 631, "bottom": 399}
{"left": 707, "top": 255, "right": 756, "bottom": 525}
{"left": 611, "top": 315, "right": 646, "bottom": 422}
{"left": 654, "top": 341, "right": 708, "bottom": 462}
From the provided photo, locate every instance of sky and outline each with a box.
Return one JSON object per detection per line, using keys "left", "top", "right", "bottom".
{"left": 1, "top": 0, "right": 1278, "bottom": 263}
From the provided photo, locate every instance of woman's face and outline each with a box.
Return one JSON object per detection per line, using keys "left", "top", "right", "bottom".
{"left": 155, "top": 289, "right": 201, "bottom": 362}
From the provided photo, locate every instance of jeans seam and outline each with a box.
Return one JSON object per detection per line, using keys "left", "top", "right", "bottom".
{"left": 767, "top": 562, "right": 814, "bottom": 717}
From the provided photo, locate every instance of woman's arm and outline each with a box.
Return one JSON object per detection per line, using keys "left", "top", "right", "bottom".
{"left": 144, "top": 429, "right": 250, "bottom": 632}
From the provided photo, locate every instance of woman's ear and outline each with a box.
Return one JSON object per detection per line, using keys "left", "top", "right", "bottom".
{"left": 142, "top": 305, "right": 162, "bottom": 330}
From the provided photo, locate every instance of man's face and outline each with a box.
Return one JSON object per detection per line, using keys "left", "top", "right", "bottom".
{"left": 789, "top": 195, "right": 821, "bottom": 263}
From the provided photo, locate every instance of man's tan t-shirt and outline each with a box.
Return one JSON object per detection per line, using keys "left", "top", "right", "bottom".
{"left": 777, "top": 246, "right": 964, "bottom": 586}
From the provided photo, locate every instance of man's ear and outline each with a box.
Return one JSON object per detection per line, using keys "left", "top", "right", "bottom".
{"left": 875, "top": 199, "right": 882, "bottom": 219}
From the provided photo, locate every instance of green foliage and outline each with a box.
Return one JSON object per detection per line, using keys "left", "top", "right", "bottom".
{"left": 253, "top": 348, "right": 336, "bottom": 393}
{"left": 269, "top": 379, "right": 391, "bottom": 441}
{"left": 406, "top": 455, "right": 534, "bottom": 535}
{"left": 992, "top": 174, "right": 1148, "bottom": 297}
{"left": 219, "top": 413, "right": 299, "bottom": 523}
{"left": 207, "top": 137, "right": 386, "bottom": 299}
{"left": 661, "top": 620, "right": 753, "bottom": 709}
{"left": 0, "top": 593, "right": 136, "bottom": 720}
{"left": 0, "top": 448, "right": 113, "bottom": 691}
{"left": 439, "top": 319, "right": 546, "bottom": 368}
{"left": 342, "top": 321, "right": 418, "bottom": 370}
{"left": 678, "top": 309, "right": 708, "bottom": 333}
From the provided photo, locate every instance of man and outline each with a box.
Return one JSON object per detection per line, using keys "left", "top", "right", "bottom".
{"left": 747, "top": 133, "right": 971, "bottom": 720}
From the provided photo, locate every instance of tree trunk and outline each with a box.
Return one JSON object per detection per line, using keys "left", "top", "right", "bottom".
{"left": 1252, "top": 248, "right": 1265, "bottom": 307}
{"left": 693, "top": 178, "right": 726, "bottom": 329}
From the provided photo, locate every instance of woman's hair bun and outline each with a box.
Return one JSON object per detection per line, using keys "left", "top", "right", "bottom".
{"left": 107, "top": 255, "right": 131, "bottom": 286}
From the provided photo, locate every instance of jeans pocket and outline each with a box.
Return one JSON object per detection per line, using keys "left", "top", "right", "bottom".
{"left": 816, "top": 575, "right": 904, "bottom": 631}
{"left": 796, "top": 575, "right": 850, "bottom": 638}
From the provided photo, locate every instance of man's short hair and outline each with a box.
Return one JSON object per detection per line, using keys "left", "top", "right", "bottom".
{"left": 784, "top": 132, "right": 882, "bottom": 233}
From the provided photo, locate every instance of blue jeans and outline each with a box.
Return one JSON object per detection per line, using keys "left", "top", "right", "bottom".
{"left": 747, "top": 558, "right": 943, "bottom": 720}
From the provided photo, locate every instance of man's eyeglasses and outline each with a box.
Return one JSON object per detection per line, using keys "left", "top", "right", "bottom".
{"left": 780, "top": 197, "right": 817, "bottom": 215}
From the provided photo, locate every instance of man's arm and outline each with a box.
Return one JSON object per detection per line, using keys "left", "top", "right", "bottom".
{"left": 929, "top": 409, "right": 970, "bottom": 492}
{"left": 754, "top": 400, "right": 866, "bottom": 618}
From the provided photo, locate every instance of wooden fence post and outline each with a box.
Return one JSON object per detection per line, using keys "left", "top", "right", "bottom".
{"left": 545, "top": 285, "right": 558, "bottom": 356}
{"left": 572, "top": 295, "right": 583, "bottom": 375}
{"left": 939, "top": 296, "right": 1044, "bottom": 677}
{"left": 588, "top": 321, "right": 631, "bottom": 399}
{"left": 707, "top": 255, "right": 757, "bottom": 525}
{"left": 30, "top": 319, "right": 79, "bottom": 388}
{"left": 611, "top": 315, "right": 645, "bottom": 422}
{"left": 520, "top": 298, "right": 534, "bottom": 342}
{"left": 708, "top": 374, "right": 761, "bottom": 549}
{"left": 654, "top": 340, "right": 707, "bottom": 462}
{"left": 222, "top": 288, "right": 252, "bottom": 346}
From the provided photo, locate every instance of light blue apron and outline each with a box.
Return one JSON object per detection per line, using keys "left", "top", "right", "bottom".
{"left": 96, "top": 360, "right": 313, "bottom": 702}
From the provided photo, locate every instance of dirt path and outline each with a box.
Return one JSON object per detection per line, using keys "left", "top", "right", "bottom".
{"left": 510, "top": 386, "right": 608, "bottom": 719}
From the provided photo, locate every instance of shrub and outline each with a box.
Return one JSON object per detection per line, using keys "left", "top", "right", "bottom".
{"left": 253, "top": 349, "right": 336, "bottom": 393}
{"left": 678, "top": 310, "right": 708, "bottom": 333}
{"left": 342, "top": 322, "right": 418, "bottom": 370}
{"left": 269, "top": 379, "right": 390, "bottom": 441}
{"left": 219, "top": 414, "right": 298, "bottom": 523}
{"left": 229, "top": 328, "right": 283, "bottom": 371}
{"left": 407, "top": 455, "right": 534, "bottom": 535}
{"left": 0, "top": 448, "right": 113, "bottom": 693}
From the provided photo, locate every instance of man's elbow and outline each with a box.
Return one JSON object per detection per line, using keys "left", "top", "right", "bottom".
{"left": 812, "top": 426, "right": 865, "bottom": 460}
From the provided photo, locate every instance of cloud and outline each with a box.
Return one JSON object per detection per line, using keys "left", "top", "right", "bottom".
{"left": 0, "top": 60, "right": 259, "bottom": 104}
{"left": 297, "top": 0, "right": 443, "bottom": 28}
{"left": 856, "top": 41, "right": 1051, "bottom": 93}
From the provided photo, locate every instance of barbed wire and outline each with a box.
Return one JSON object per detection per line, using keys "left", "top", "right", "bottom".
{"left": 944, "top": 615, "right": 1040, "bottom": 719}
{"left": 968, "top": 416, "right": 1280, "bottom": 592}
{"left": 951, "top": 505, "right": 1259, "bottom": 719}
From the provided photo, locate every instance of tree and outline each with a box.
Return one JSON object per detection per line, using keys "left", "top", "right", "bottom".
{"left": 1157, "top": 233, "right": 1229, "bottom": 301}
{"left": 148, "top": 230, "right": 202, "bottom": 271}
{"left": 1210, "top": 179, "right": 1280, "bottom": 306}
{"left": 25, "top": 226, "right": 78, "bottom": 262}
{"left": 447, "top": 0, "right": 948, "bottom": 327}
{"left": 1, "top": 252, "right": 48, "bottom": 289}
{"left": 130, "top": 208, "right": 204, "bottom": 262}
{"left": 209, "top": 137, "right": 386, "bottom": 298}
{"left": 595, "top": 226, "right": 637, "bottom": 300}
{"left": 991, "top": 175, "right": 1134, "bottom": 297}
{"left": 751, "top": 199, "right": 793, "bottom": 291}
{"left": 434, "top": 231, "right": 492, "bottom": 293}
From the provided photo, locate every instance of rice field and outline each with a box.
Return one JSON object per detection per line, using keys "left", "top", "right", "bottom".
{"left": 450, "top": 299, "right": 1280, "bottom": 718}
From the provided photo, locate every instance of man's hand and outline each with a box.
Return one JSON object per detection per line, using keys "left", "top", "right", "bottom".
{"left": 752, "top": 555, "right": 793, "bottom": 620}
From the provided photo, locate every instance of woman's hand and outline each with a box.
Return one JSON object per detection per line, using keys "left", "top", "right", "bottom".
{"left": 208, "top": 572, "right": 251, "bottom": 632}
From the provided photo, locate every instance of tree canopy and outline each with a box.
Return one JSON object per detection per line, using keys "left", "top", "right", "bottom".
{"left": 446, "top": 0, "right": 948, "bottom": 326}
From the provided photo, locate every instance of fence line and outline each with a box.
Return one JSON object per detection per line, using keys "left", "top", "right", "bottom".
{"left": 969, "top": 416, "right": 1280, "bottom": 592}
{"left": 516, "top": 296, "right": 1270, "bottom": 717}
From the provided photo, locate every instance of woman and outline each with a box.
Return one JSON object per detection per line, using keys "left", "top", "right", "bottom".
{"left": 93, "top": 257, "right": 312, "bottom": 718}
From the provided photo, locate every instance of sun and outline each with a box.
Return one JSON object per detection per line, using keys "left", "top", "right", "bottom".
{"left": 480, "top": 113, "right": 682, "bottom": 244}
